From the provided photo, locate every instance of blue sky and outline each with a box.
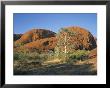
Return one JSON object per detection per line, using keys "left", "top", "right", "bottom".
{"left": 13, "top": 13, "right": 97, "bottom": 37}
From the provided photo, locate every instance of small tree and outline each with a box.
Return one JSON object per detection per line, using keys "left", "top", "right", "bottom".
{"left": 55, "top": 28, "right": 76, "bottom": 62}
{"left": 55, "top": 27, "right": 79, "bottom": 63}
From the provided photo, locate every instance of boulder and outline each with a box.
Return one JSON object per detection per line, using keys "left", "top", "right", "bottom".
{"left": 56, "top": 26, "right": 97, "bottom": 51}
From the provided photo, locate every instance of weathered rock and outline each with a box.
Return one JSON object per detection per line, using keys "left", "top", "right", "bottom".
{"left": 14, "top": 37, "right": 57, "bottom": 53}
{"left": 56, "top": 26, "right": 97, "bottom": 52}
{"left": 14, "top": 34, "right": 23, "bottom": 41}
{"left": 88, "top": 48, "right": 97, "bottom": 59}
{"left": 14, "top": 29, "right": 56, "bottom": 47}
{"left": 14, "top": 26, "right": 97, "bottom": 53}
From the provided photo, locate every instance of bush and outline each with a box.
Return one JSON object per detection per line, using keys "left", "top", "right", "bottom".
{"left": 14, "top": 52, "right": 28, "bottom": 60}
{"left": 67, "top": 50, "right": 89, "bottom": 63}
{"left": 14, "top": 51, "right": 52, "bottom": 63}
{"left": 14, "top": 52, "right": 20, "bottom": 60}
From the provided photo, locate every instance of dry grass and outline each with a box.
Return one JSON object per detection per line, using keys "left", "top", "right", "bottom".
{"left": 74, "top": 58, "right": 97, "bottom": 73}
{"left": 14, "top": 48, "right": 97, "bottom": 75}
{"left": 14, "top": 54, "right": 97, "bottom": 75}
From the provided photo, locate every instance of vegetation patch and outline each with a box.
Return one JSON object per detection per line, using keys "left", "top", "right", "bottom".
{"left": 14, "top": 27, "right": 97, "bottom": 75}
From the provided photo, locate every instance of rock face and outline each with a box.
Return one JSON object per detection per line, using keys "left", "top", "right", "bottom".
{"left": 14, "top": 27, "right": 97, "bottom": 52}
{"left": 15, "top": 37, "right": 57, "bottom": 53}
{"left": 94, "top": 36, "right": 97, "bottom": 44}
{"left": 15, "top": 29, "right": 56, "bottom": 47}
{"left": 56, "top": 26, "right": 96, "bottom": 51}
{"left": 88, "top": 48, "right": 97, "bottom": 59}
{"left": 14, "top": 34, "right": 23, "bottom": 41}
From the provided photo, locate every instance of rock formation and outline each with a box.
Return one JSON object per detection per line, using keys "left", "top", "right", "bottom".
{"left": 56, "top": 26, "right": 96, "bottom": 52}
{"left": 14, "top": 26, "right": 97, "bottom": 53}
{"left": 14, "top": 34, "right": 23, "bottom": 41}
{"left": 14, "top": 29, "right": 56, "bottom": 47}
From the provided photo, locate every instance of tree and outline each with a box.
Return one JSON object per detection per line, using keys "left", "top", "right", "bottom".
{"left": 55, "top": 27, "right": 77, "bottom": 62}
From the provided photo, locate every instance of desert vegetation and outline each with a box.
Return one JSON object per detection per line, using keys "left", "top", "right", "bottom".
{"left": 14, "top": 26, "right": 97, "bottom": 75}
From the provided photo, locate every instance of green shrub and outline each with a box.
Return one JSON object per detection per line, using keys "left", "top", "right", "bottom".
{"left": 14, "top": 51, "right": 51, "bottom": 63}
{"left": 14, "top": 52, "right": 20, "bottom": 60}
{"left": 14, "top": 52, "right": 30, "bottom": 60}
{"left": 67, "top": 50, "right": 89, "bottom": 63}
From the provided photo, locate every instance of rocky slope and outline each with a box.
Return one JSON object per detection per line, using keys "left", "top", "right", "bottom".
{"left": 56, "top": 26, "right": 96, "bottom": 51}
{"left": 15, "top": 29, "right": 56, "bottom": 47}
{"left": 14, "top": 34, "right": 23, "bottom": 41}
{"left": 15, "top": 37, "right": 57, "bottom": 53}
{"left": 14, "top": 27, "right": 96, "bottom": 52}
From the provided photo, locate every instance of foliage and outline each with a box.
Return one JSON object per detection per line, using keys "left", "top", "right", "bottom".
{"left": 14, "top": 51, "right": 56, "bottom": 63}
{"left": 67, "top": 50, "right": 89, "bottom": 63}
{"left": 14, "top": 52, "right": 43, "bottom": 61}
{"left": 14, "top": 52, "right": 30, "bottom": 60}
